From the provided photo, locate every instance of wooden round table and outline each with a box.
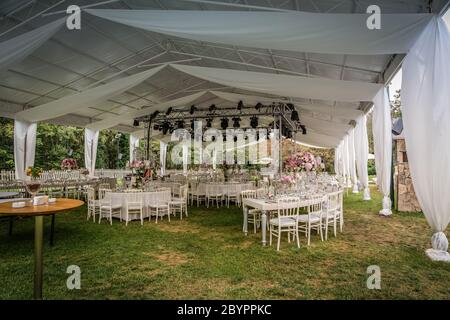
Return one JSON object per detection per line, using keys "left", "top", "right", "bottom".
{"left": 0, "top": 198, "right": 84, "bottom": 299}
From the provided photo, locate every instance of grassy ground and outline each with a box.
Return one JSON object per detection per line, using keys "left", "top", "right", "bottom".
{"left": 0, "top": 187, "right": 449, "bottom": 300}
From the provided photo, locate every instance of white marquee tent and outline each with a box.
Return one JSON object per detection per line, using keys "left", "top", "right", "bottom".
{"left": 0, "top": 0, "right": 449, "bottom": 261}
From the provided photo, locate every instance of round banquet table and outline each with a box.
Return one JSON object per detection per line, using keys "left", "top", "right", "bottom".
{"left": 0, "top": 198, "right": 84, "bottom": 300}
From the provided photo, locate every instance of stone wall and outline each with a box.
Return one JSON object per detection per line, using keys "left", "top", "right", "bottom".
{"left": 395, "top": 139, "right": 421, "bottom": 212}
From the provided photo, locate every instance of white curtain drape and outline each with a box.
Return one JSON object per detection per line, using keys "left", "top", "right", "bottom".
{"left": 129, "top": 134, "right": 139, "bottom": 164}
{"left": 160, "top": 141, "right": 167, "bottom": 177}
{"left": 348, "top": 129, "right": 359, "bottom": 193}
{"left": 15, "top": 65, "right": 165, "bottom": 122}
{"left": 402, "top": 16, "right": 450, "bottom": 261}
{"left": 182, "top": 144, "right": 189, "bottom": 175}
{"left": 354, "top": 115, "right": 371, "bottom": 200}
{"left": 171, "top": 64, "right": 381, "bottom": 103}
{"left": 14, "top": 120, "right": 37, "bottom": 180}
{"left": 342, "top": 135, "right": 352, "bottom": 187}
{"left": 84, "top": 128, "right": 99, "bottom": 177}
{"left": 86, "top": 9, "right": 432, "bottom": 55}
{"left": 0, "top": 18, "right": 65, "bottom": 72}
{"left": 334, "top": 145, "right": 340, "bottom": 176}
{"left": 372, "top": 88, "right": 392, "bottom": 215}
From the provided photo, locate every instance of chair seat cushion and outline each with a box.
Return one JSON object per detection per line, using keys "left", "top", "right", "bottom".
{"left": 297, "top": 214, "right": 321, "bottom": 223}
{"left": 149, "top": 203, "right": 169, "bottom": 208}
{"left": 169, "top": 200, "right": 184, "bottom": 205}
{"left": 100, "top": 204, "right": 122, "bottom": 209}
{"left": 269, "top": 217, "right": 297, "bottom": 227}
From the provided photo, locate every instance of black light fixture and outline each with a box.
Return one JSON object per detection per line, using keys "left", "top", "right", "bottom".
{"left": 166, "top": 107, "right": 173, "bottom": 116}
{"left": 162, "top": 121, "right": 170, "bottom": 135}
{"left": 237, "top": 100, "right": 243, "bottom": 110}
{"left": 176, "top": 120, "right": 185, "bottom": 129}
{"left": 212, "top": 136, "right": 216, "bottom": 142}
{"left": 153, "top": 124, "right": 160, "bottom": 131}
{"left": 250, "top": 116, "right": 258, "bottom": 129}
{"left": 232, "top": 117, "right": 241, "bottom": 128}
{"left": 233, "top": 136, "right": 238, "bottom": 142}
{"left": 190, "top": 105, "right": 196, "bottom": 115}
{"left": 291, "top": 109, "right": 299, "bottom": 121}
{"left": 221, "top": 117, "right": 229, "bottom": 130}
{"left": 255, "top": 102, "right": 262, "bottom": 110}
{"left": 133, "top": 119, "right": 140, "bottom": 127}
{"left": 287, "top": 103, "right": 295, "bottom": 111}
{"left": 209, "top": 104, "right": 216, "bottom": 112}
{"left": 300, "top": 124, "right": 307, "bottom": 135}
{"left": 206, "top": 118, "right": 213, "bottom": 128}
{"left": 149, "top": 110, "right": 159, "bottom": 121}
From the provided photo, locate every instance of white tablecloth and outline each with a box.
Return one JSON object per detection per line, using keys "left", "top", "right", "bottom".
{"left": 107, "top": 190, "right": 171, "bottom": 220}
{"left": 201, "top": 182, "right": 255, "bottom": 195}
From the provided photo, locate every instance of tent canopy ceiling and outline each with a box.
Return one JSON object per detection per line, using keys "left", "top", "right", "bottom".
{"left": 0, "top": 0, "right": 448, "bottom": 148}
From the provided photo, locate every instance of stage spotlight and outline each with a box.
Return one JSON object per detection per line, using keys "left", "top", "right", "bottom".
{"left": 232, "top": 117, "right": 241, "bottom": 128}
{"left": 300, "top": 124, "right": 307, "bottom": 135}
{"left": 237, "top": 100, "right": 243, "bottom": 110}
{"left": 190, "top": 105, "right": 196, "bottom": 115}
{"left": 287, "top": 103, "right": 295, "bottom": 111}
{"left": 287, "top": 130, "right": 293, "bottom": 139}
{"left": 162, "top": 121, "right": 170, "bottom": 135}
{"left": 133, "top": 119, "right": 140, "bottom": 127}
{"left": 209, "top": 104, "right": 216, "bottom": 112}
{"left": 153, "top": 124, "right": 160, "bottom": 131}
{"left": 250, "top": 116, "right": 258, "bottom": 129}
{"left": 176, "top": 120, "right": 185, "bottom": 129}
{"left": 206, "top": 118, "right": 213, "bottom": 128}
{"left": 291, "top": 110, "right": 299, "bottom": 121}
{"left": 221, "top": 118, "right": 229, "bottom": 130}
{"left": 255, "top": 102, "right": 262, "bottom": 110}
{"left": 149, "top": 110, "right": 159, "bottom": 121}
{"left": 166, "top": 107, "right": 173, "bottom": 116}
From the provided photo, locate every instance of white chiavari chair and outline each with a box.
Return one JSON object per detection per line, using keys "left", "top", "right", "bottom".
{"left": 124, "top": 192, "right": 144, "bottom": 226}
{"left": 298, "top": 195, "right": 324, "bottom": 245}
{"left": 99, "top": 192, "right": 122, "bottom": 225}
{"left": 169, "top": 185, "right": 188, "bottom": 219}
{"left": 269, "top": 196, "right": 300, "bottom": 251}
{"left": 241, "top": 190, "right": 261, "bottom": 234}
{"left": 86, "top": 187, "right": 99, "bottom": 222}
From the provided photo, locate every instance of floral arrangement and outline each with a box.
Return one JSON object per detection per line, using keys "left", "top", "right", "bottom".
{"left": 61, "top": 158, "right": 78, "bottom": 170}
{"left": 26, "top": 166, "right": 43, "bottom": 179}
{"left": 284, "top": 151, "right": 318, "bottom": 172}
{"left": 281, "top": 175, "right": 295, "bottom": 184}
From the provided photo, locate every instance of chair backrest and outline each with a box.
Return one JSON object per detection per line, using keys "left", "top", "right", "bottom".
{"left": 126, "top": 192, "right": 142, "bottom": 204}
{"left": 327, "top": 191, "right": 340, "bottom": 212}
{"left": 87, "top": 187, "right": 96, "bottom": 202}
{"left": 277, "top": 196, "right": 299, "bottom": 218}
{"left": 255, "top": 188, "right": 265, "bottom": 198}
{"left": 241, "top": 189, "right": 256, "bottom": 200}
{"left": 179, "top": 185, "right": 188, "bottom": 200}
{"left": 308, "top": 195, "right": 324, "bottom": 218}
{"left": 99, "top": 188, "right": 111, "bottom": 200}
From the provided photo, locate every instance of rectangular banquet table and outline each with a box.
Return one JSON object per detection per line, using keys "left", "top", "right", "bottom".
{"left": 242, "top": 197, "right": 313, "bottom": 246}
{"left": 107, "top": 190, "right": 172, "bottom": 221}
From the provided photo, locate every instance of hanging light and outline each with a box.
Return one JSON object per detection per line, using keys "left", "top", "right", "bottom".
{"left": 153, "top": 124, "right": 160, "bottom": 130}
{"left": 255, "top": 102, "right": 262, "bottom": 110}
{"left": 300, "top": 124, "right": 307, "bottom": 135}
{"left": 162, "top": 121, "right": 170, "bottom": 135}
{"left": 221, "top": 118, "right": 229, "bottom": 130}
{"left": 133, "top": 119, "right": 140, "bottom": 127}
{"left": 250, "top": 116, "right": 258, "bottom": 128}
{"left": 149, "top": 110, "right": 159, "bottom": 121}
{"left": 176, "top": 120, "right": 185, "bottom": 129}
{"left": 190, "top": 105, "right": 196, "bottom": 115}
{"left": 237, "top": 100, "right": 243, "bottom": 110}
{"left": 209, "top": 104, "right": 216, "bottom": 112}
{"left": 206, "top": 118, "right": 213, "bottom": 128}
{"left": 291, "top": 110, "right": 299, "bottom": 121}
{"left": 232, "top": 117, "right": 241, "bottom": 128}
{"left": 166, "top": 107, "right": 173, "bottom": 116}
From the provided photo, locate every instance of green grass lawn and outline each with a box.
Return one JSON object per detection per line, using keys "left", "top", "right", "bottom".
{"left": 0, "top": 187, "right": 449, "bottom": 300}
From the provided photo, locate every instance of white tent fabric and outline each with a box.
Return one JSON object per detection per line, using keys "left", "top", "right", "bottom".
{"left": 402, "top": 16, "right": 450, "bottom": 261}
{"left": 13, "top": 120, "right": 37, "bottom": 180}
{"left": 160, "top": 141, "right": 167, "bottom": 177}
{"left": 354, "top": 115, "right": 371, "bottom": 200}
{"left": 342, "top": 135, "right": 350, "bottom": 185}
{"left": 15, "top": 65, "right": 166, "bottom": 122}
{"left": 87, "top": 90, "right": 208, "bottom": 130}
{"left": 182, "top": 144, "right": 189, "bottom": 175}
{"left": 86, "top": 9, "right": 433, "bottom": 55}
{"left": 84, "top": 128, "right": 99, "bottom": 178}
{"left": 171, "top": 64, "right": 382, "bottom": 103}
{"left": 348, "top": 129, "right": 359, "bottom": 194}
{"left": 0, "top": 18, "right": 65, "bottom": 72}
{"left": 129, "top": 134, "right": 139, "bottom": 164}
{"left": 334, "top": 144, "right": 340, "bottom": 176}
{"left": 372, "top": 88, "right": 392, "bottom": 216}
